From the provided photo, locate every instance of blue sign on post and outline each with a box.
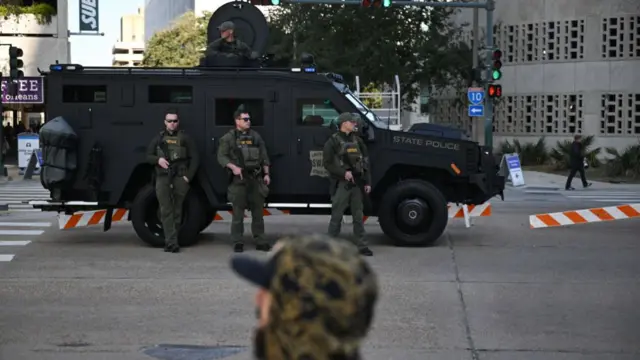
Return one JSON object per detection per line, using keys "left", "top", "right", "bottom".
{"left": 468, "top": 105, "right": 484, "bottom": 117}
{"left": 467, "top": 87, "right": 485, "bottom": 105}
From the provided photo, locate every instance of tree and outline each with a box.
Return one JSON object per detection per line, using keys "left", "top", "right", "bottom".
{"left": 142, "top": 11, "right": 212, "bottom": 67}
{"left": 267, "top": 4, "right": 471, "bottom": 107}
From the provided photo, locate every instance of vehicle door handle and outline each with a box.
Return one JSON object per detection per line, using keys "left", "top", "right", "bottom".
{"left": 296, "top": 138, "right": 302, "bottom": 154}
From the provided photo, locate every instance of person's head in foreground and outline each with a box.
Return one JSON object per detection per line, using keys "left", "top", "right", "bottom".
{"left": 230, "top": 234, "right": 379, "bottom": 360}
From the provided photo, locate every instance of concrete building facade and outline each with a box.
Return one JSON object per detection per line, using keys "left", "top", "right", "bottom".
{"left": 0, "top": 0, "right": 71, "bottom": 77}
{"left": 429, "top": 0, "right": 640, "bottom": 151}
{"left": 112, "top": 7, "right": 145, "bottom": 67}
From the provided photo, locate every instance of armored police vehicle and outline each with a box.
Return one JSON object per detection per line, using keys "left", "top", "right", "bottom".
{"left": 34, "top": 2, "right": 505, "bottom": 247}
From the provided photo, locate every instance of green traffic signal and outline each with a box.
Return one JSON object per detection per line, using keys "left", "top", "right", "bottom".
{"left": 382, "top": 0, "right": 391, "bottom": 6}
{"left": 271, "top": 0, "right": 280, "bottom": 4}
{"left": 492, "top": 69, "right": 502, "bottom": 80}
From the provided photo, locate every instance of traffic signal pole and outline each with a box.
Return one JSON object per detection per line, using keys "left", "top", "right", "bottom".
{"left": 284, "top": 0, "right": 497, "bottom": 148}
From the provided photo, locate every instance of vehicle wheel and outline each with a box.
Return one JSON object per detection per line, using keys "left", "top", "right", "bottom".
{"left": 378, "top": 179, "right": 448, "bottom": 247}
{"left": 199, "top": 205, "right": 216, "bottom": 233}
{"left": 130, "top": 184, "right": 203, "bottom": 248}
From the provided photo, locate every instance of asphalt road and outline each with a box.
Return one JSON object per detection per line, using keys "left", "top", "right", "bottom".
{"left": 1, "top": 198, "right": 639, "bottom": 360}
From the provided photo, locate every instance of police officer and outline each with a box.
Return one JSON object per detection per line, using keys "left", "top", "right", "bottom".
{"left": 146, "top": 109, "right": 200, "bottom": 253}
{"left": 323, "top": 113, "right": 373, "bottom": 256}
{"left": 205, "top": 21, "right": 258, "bottom": 60}
{"left": 217, "top": 105, "right": 271, "bottom": 253}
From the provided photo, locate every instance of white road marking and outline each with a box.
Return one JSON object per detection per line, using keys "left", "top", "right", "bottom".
{"left": 0, "top": 240, "right": 32, "bottom": 246}
{"left": 0, "top": 222, "right": 51, "bottom": 227}
{"left": 0, "top": 254, "right": 15, "bottom": 262}
{"left": 0, "top": 230, "right": 44, "bottom": 236}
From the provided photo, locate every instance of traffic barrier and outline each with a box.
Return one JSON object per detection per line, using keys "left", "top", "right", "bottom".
{"left": 58, "top": 208, "right": 129, "bottom": 230}
{"left": 529, "top": 203, "right": 640, "bottom": 229}
{"left": 58, "top": 207, "right": 290, "bottom": 229}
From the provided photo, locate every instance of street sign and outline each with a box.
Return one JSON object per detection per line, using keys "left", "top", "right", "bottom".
{"left": 468, "top": 105, "right": 484, "bottom": 117}
{"left": 467, "top": 87, "right": 484, "bottom": 105}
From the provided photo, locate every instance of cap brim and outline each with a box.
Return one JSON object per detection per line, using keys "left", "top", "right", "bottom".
{"left": 230, "top": 254, "right": 272, "bottom": 289}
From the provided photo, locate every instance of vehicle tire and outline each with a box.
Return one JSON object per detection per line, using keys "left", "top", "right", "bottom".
{"left": 378, "top": 179, "right": 448, "bottom": 247}
{"left": 130, "top": 184, "right": 203, "bottom": 248}
{"left": 199, "top": 205, "right": 216, "bottom": 233}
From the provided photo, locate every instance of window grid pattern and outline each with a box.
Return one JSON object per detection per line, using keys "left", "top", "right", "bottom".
{"left": 463, "top": 19, "right": 585, "bottom": 64}
{"left": 602, "top": 16, "right": 640, "bottom": 59}
{"left": 493, "top": 94, "right": 584, "bottom": 135}
{"left": 600, "top": 93, "right": 640, "bottom": 135}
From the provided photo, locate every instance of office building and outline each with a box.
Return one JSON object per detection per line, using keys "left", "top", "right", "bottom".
{"left": 112, "top": 7, "right": 145, "bottom": 67}
{"left": 427, "top": 0, "right": 640, "bottom": 151}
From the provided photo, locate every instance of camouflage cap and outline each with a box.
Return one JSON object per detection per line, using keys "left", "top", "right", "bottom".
{"left": 218, "top": 21, "right": 235, "bottom": 31}
{"left": 336, "top": 112, "right": 357, "bottom": 126}
{"left": 230, "top": 234, "right": 379, "bottom": 357}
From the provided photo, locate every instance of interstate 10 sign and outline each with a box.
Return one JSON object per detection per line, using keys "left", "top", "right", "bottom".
{"left": 467, "top": 87, "right": 484, "bottom": 105}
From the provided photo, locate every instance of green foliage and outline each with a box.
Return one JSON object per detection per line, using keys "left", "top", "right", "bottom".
{"left": 549, "top": 135, "right": 601, "bottom": 170}
{"left": 360, "top": 83, "right": 383, "bottom": 109}
{"left": 0, "top": 1, "right": 57, "bottom": 25}
{"left": 267, "top": 4, "right": 471, "bottom": 107}
{"left": 604, "top": 144, "right": 640, "bottom": 178}
{"left": 496, "top": 137, "right": 549, "bottom": 166}
{"left": 142, "top": 11, "right": 211, "bottom": 67}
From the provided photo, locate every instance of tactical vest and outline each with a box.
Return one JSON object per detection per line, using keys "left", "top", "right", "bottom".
{"left": 334, "top": 133, "right": 364, "bottom": 174}
{"left": 234, "top": 130, "right": 262, "bottom": 171}
{"left": 156, "top": 130, "right": 189, "bottom": 175}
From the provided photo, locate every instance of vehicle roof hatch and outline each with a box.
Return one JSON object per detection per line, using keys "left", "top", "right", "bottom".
{"left": 207, "top": 2, "right": 269, "bottom": 56}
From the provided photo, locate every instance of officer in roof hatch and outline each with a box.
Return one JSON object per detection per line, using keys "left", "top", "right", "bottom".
{"left": 146, "top": 108, "right": 200, "bottom": 253}
{"left": 205, "top": 21, "right": 259, "bottom": 60}
{"left": 323, "top": 113, "right": 374, "bottom": 257}
{"left": 217, "top": 105, "right": 272, "bottom": 253}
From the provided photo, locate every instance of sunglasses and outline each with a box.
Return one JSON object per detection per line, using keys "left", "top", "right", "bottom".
{"left": 165, "top": 119, "right": 179, "bottom": 123}
{"left": 239, "top": 117, "right": 251, "bottom": 122}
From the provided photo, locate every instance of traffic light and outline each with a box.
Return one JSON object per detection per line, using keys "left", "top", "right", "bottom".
{"left": 362, "top": 0, "right": 391, "bottom": 7}
{"left": 488, "top": 84, "right": 502, "bottom": 98}
{"left": 9, "top": 46, "right": 24, "bottom": 80}
{"left": 491, "top": 49, "right": 502, "bottom": 81}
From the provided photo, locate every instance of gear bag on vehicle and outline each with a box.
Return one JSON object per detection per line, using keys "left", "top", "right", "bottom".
{"left": 39, "top": 116, "right": 79, "bottom": 191}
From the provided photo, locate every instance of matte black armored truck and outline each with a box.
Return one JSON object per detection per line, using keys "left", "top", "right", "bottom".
{"left": 34, "top": 2, "right": 505, "bottom": 247}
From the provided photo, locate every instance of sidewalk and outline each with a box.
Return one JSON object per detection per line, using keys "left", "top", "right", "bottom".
{"left": 0, "top": 165, "right": 39, "bottom": 185}
{"left": 512, "top": 170, "right": 640, "bottom": 191}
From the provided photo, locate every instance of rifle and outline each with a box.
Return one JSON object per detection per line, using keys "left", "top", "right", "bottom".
{"left": 340, "top": 150, "right": 373, "bottom": 214}
{"left": 158, "top": 140, "right": 188, "bottom": 189}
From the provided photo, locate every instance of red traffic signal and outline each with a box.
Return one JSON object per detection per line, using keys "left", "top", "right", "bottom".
{"left": 488, "top": 84, "right": 502, "bottom": 98}
{"left": 362, "top": 0, "right": 389, "bottom": 7}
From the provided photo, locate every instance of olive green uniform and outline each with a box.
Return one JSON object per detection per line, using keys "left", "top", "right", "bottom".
{"left": 323, "top": 130, "right": 371, "bottom": 249}
{"left": 217, "top": 129, "right": 270, "bottom": 246}
{"left": 146, "top": 130, "right": 200, "bottom": 247}
{"left": 205, "top": 38, "right": 254, "bottom": 58}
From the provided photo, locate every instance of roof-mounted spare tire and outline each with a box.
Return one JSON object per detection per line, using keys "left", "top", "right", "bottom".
{"left": 207, "top": 1, "right": 269, "bottom": 56}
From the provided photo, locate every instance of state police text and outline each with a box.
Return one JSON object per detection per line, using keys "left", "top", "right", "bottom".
{"left": 392, "top": 135, "right": 461, "bottom": 151}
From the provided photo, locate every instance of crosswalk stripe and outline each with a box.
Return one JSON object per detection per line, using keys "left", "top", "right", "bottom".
{"left": 0, "top": 229, "right": 44, "bottom": 235}
{"left": 0, "top": 240, "right": 32, "bottom": 246}
{"left": 0, "top": 254, "right": 15, "bottom": 262}
{"left": 0, "top": 222, "right": 51, "bottom": 227}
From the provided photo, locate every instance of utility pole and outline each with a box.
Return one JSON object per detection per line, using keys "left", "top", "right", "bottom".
{"left": 472, "top": 3, "right": 481, "bottom": 144}
{"left": 285, "top": 0, "right": 497, "bottom": 148}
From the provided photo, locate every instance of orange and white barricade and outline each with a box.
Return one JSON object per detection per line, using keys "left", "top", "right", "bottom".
{"left": 344, "top": 202, "right": 492, "bottom": 228}
{"left": 58, "top": 208, "right": 130, "bottom": 230}
{"left": 58, "top": 207, "right": 290, "bottom": 230}
{"left": 529, "top": 203, "right": 640, "bottom": 229}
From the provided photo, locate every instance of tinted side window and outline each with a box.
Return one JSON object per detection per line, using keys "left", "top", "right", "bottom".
{"left": 215, "top": 98, "right": 264, "bottom": 126}
{"left": 148, "top": 85, "right": 193, "bottom": 103}
{"left": 296, "top": 99, "right": 340, "bottom": 127}
{"left": 62, "top": 85, "right": 107, "bottom": 103}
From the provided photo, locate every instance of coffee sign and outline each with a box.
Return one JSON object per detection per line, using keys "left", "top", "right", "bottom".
{"left": 0, "top": 77, "right": 44, "bottom": 104}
